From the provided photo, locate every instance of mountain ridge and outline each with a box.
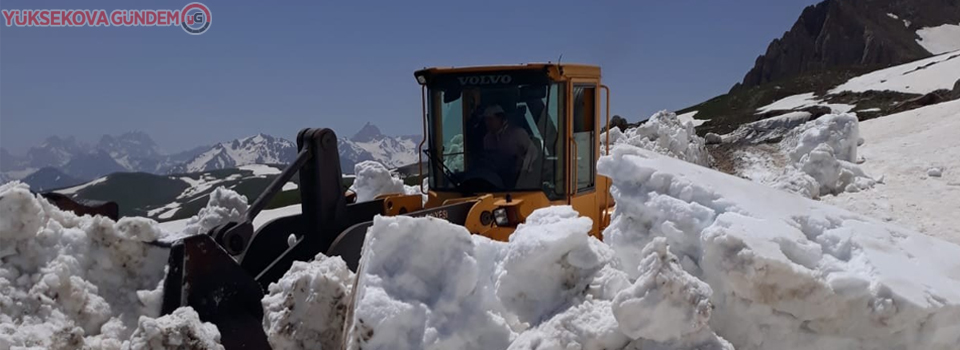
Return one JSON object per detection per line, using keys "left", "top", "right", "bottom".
{"left": 2, "top": 124, "right": 420, "bottom": 188}
{"left": 734, "top": 0, "right": 960, "bottom": 91}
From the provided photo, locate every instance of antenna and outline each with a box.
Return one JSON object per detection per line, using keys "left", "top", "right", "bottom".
{"left": 557, "top": 54, "right": 563, "bottom": 64}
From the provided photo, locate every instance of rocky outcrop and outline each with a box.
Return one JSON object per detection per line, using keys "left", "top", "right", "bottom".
{"left": 734, "top": 0, "right": 960, "bottom": 91}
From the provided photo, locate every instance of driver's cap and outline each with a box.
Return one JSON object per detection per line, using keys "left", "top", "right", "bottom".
{"left": 483, "top": 105, "right": 505, "bottom": 118}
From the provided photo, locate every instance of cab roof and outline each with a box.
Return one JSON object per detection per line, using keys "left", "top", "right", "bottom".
{"left": 413, "top": 63, "right": 601, "bottom": 84}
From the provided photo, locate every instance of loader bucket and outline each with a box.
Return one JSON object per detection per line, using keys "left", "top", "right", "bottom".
{"left": 158, "top": 128, "right": 479, "bottom": 349}
{"left": 162, "top": 234, "right": 270, "bottom": 349}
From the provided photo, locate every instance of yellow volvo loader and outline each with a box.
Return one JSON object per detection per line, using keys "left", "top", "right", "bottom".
{"left": 157, "top": 63, "right": 615, "bottom": 349}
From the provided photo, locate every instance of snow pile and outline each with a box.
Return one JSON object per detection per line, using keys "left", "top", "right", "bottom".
{"left": 730, "top": 113, "right": 876, "bottom": 199}
{"left": 343, "top": 215, "right": 514, "bottom": 350}
{"left": 161, "top": 187, "right": 250, "bottom": 241}
{"left": 598, "top": 145, "right": 960, "bottom": 350}
{"left": 612, "top": 237, "right": 733, "bottom": 349}
{"left": 821, "top": 99, "right": 960, "bottom": 244}
{"left": 603, "top": 111, "right": 712, "bottom": 166}
{"left": 262, "top": 254, "right": 355, "bottom": 350}
{"left": 775, "top": 113, "right": 876, "bottom": 197}
{"left": 123, "top": 307, "right": 223, "bottom": 350}
{"left": 0, "top": 181, "right": 222, "bottom": 349}
{"left": 342, "top": 206, "right": 732, "bottom": 350}
{"left": 350, "top": 160, "right": 421, "bottom": 203}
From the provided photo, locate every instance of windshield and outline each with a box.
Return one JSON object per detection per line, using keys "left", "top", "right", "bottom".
{"left": 427, "top": 78, "right": 565, "bottom": 200}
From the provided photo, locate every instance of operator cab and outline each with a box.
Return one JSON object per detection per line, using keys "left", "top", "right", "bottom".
{"left": 415, "top": 63, "right": 605, "bottom": 203}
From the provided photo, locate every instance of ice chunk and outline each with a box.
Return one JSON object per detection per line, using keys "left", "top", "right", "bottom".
{"left": 344, "top": 215, "right": 513, "bottom": 350}
{"left": 927, "top": 167, "right": 943, "bottom": 177}
{"left": 351, "top": 161, "right": 407, "bottom": 202}
{"left": 122, "top": 307, "right": 223, "bottom": 350}
{"left": 498, "top": 206, "right": 613, "bottom": 324}
{"left": 262, "top": 254, "right": 355, "bottom": 350}
{"left": 507, "top": 299, "right": 629, "bottom": 350}
{"left": 612, "top": 238, "right": 713, "bottom": 342}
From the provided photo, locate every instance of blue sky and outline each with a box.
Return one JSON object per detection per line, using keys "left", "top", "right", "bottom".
{"left": 0, "top": 0, "right": 819, "bottom": 154}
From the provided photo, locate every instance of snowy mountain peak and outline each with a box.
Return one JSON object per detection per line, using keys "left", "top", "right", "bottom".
{"left": 351, "top": 122, "right": 384, "bottom": 142}
{"left": 171, "top": 134, "right": 297, "bottom": 174}
{"left": 98, "top": 131, "right": 161, "bottom": 160}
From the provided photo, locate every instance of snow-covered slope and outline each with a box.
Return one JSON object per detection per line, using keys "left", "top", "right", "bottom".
{"left": 823, "top": 99, "right": 960, "bottom": 244}
{"left": 830, "top": 50, "right": 960, "bottom": 95}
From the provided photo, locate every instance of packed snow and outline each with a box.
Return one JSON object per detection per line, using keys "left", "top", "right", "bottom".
{"left": 727, "top": 113, "right": 877, "bottom": 199}
{"left": 822, "top": 99, "right": 960, "bottom": 244}
{"left": 916, "top": 23, "right": 960, "bottom": 55}
{"left": 603, "top": 111, "right": 712, "bottom": 166}
{"left": 830, "top": 51, "right": 960, "bottom": 95}
{"left": 0, "top": 181, "right": 223, "bottom": 349}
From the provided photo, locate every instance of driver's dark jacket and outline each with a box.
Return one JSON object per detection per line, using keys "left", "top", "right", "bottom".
{"left": 483, "top": 123, "right": 532, "bottom": 175}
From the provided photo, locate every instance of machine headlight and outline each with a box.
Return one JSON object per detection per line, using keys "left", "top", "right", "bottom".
{"left": 493, "top": 208, "right": 509, "bottom": 226}
{"left": 416, "top": 75, "right": 427, "bottom": 84}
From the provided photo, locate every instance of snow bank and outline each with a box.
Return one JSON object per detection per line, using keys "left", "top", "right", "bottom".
{"left": 123, "top": 307, "right": 223, "bottom": 350}
{"left": 821, "top": 99, "right": 960, "bottom": 244}
{"left": 342, "top": 206, "right": 730, "bottom": 350}
{"left": 603, "top": 111, "right": 712, "bottom": 166}
{"left": 0, "top": 181, "right": 195, "bottom": 349}
{"left": 598, "top": 145, "right": 960, "bottom": 350}
{"left": 776, "top": 114, "right": 876, "bottom": 197}
{"left": 262, "top": 254, "right": 355, "bottom": 350}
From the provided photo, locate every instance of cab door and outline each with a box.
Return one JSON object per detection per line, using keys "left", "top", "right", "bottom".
{"left": 568, "top": 82, "right": 600, "bottom": 236}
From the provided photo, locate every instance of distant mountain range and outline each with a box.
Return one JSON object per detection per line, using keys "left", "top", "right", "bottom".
{"left": 1, "top": 123, "right": 421, "bottom": 191}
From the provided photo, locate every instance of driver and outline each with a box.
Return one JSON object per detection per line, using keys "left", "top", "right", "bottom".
{"left": 482, "top": 105, "right": 536, "bottom": 186}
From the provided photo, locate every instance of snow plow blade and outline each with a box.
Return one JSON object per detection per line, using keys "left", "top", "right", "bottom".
{"left": 159, "top": 128, "right": 478, "bottom": 349}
